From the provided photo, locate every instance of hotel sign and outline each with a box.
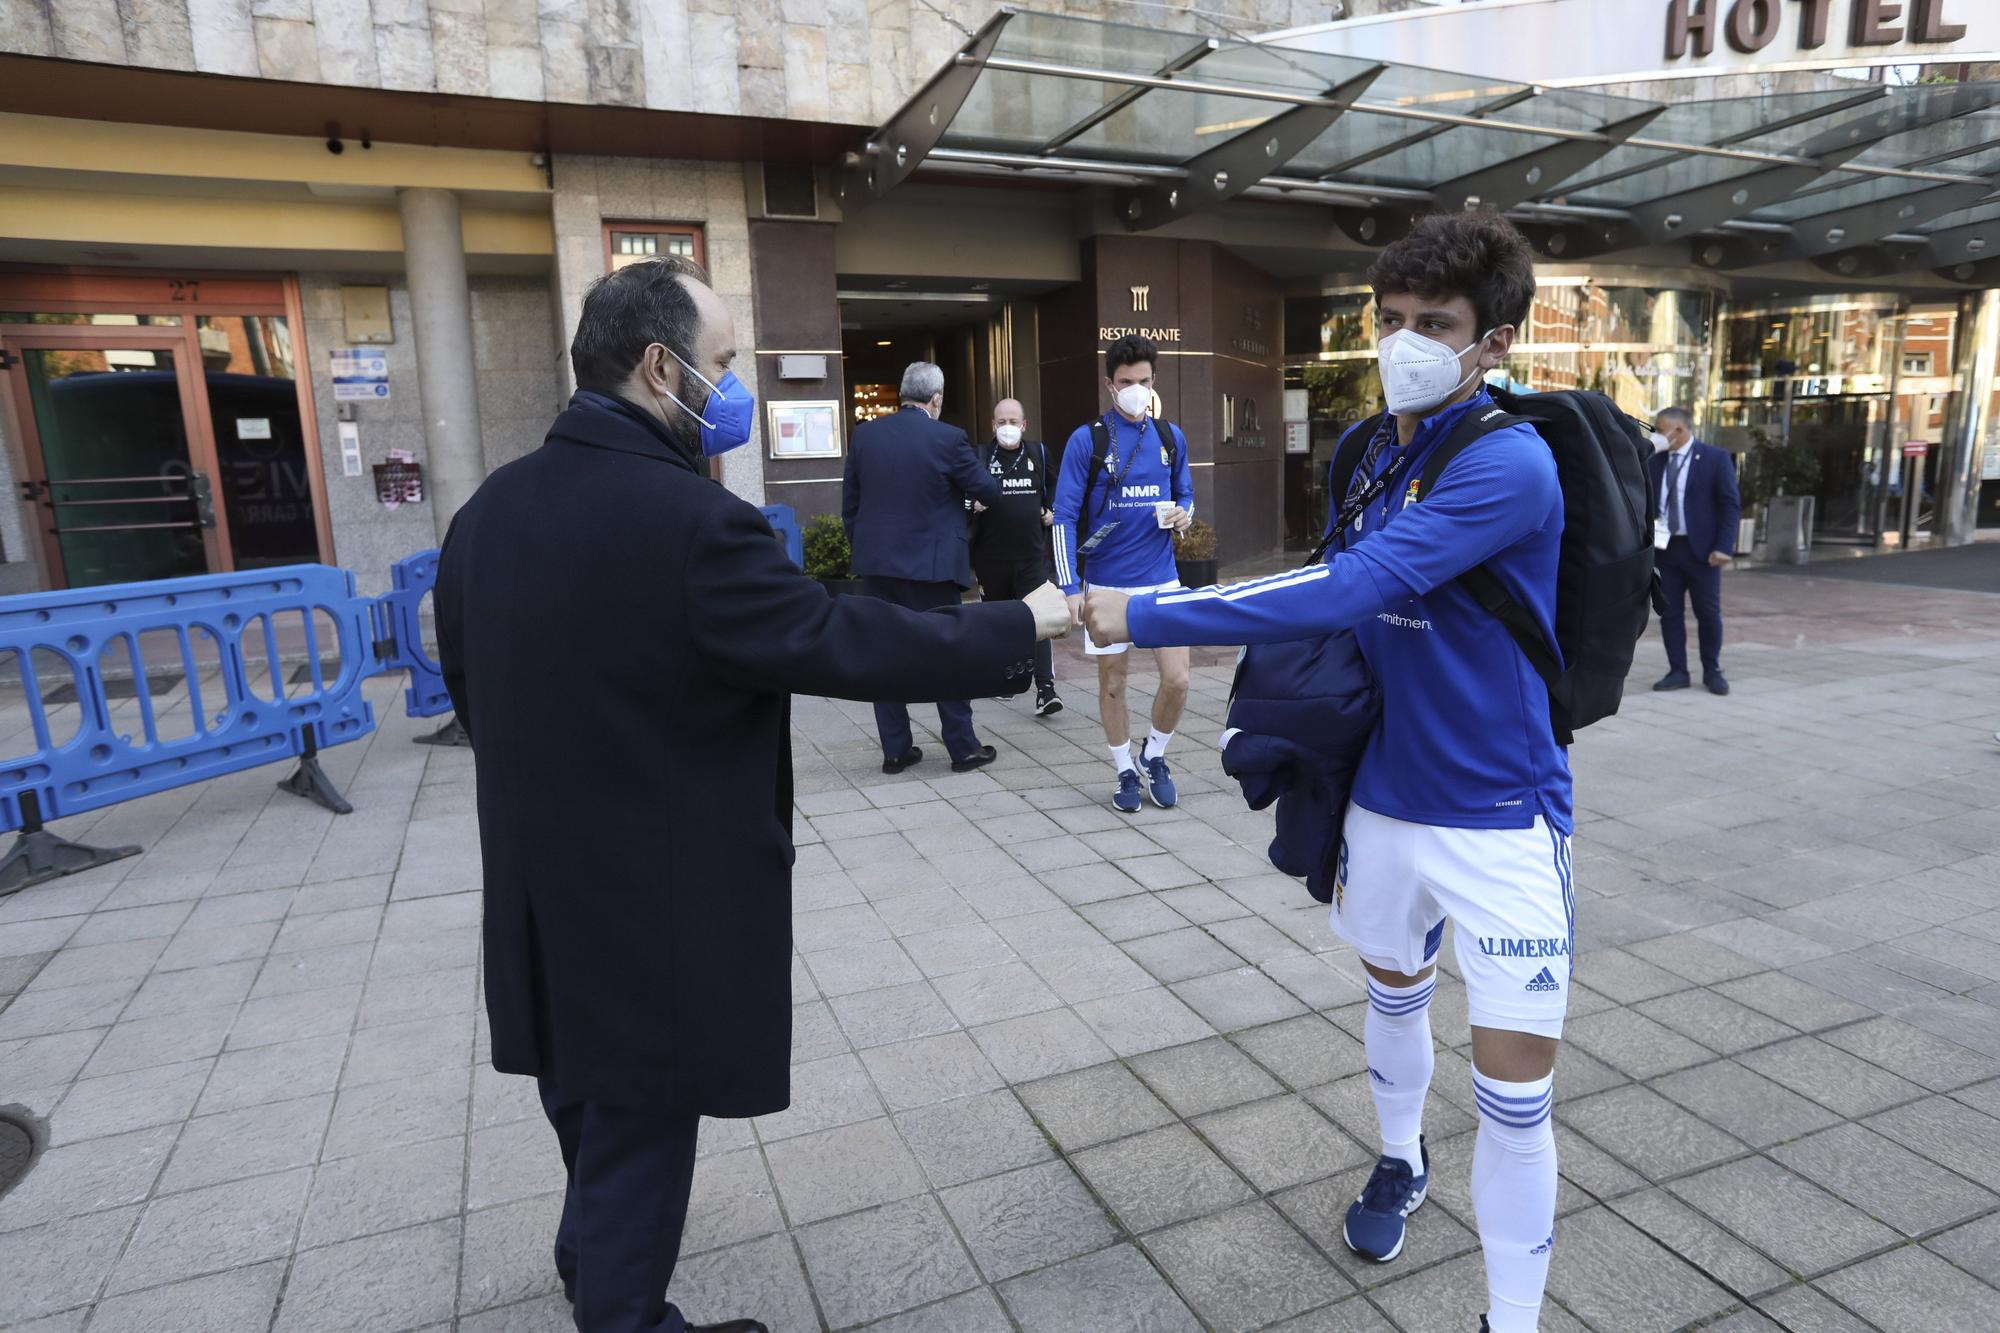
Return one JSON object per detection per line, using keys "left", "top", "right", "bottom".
{"left": 1666, "top": 0, "right": 1968, "bottom": 60}
{"left": 1262, "top": 0, "right": 1999, "bottom": 88}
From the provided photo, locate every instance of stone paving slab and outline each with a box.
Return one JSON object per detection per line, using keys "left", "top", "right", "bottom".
{"left": 1, "top": 571, "right": 1998, "bottom": 1330}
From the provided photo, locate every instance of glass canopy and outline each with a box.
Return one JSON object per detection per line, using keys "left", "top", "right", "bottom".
{"left": 903, "top": 9, "right": 2000, "bottom": 275}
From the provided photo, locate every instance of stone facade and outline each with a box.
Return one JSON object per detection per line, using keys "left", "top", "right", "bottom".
{"left": 0, "top": 0, "right": 1341, "bottom": 125}
{"left": 547, "top": 153, "right": 764, "bottom": 504}
{"left": 300, "top": 271, "right": 563, "bottom": 595}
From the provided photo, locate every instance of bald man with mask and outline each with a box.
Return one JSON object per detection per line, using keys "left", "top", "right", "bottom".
{"left": 969, "top": 399, "right": 1063, "bottom": 715}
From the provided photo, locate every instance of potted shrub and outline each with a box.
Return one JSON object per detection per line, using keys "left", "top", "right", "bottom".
{"left": 1737, "top": 426, "right": 1822, "bottom": 564}
{"left": 803, "top": 514, "right": 863, "bottom": 595}
{"left": 1175, "top": 517, "right": 1219, "bottom": 589}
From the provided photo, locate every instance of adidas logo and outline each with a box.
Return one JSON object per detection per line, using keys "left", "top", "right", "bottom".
{"left": 1524, "top": 967, "right": 1561, "bottom": 993}
{"left": 1367, "top": 1066, "right": 1393, "bottom": 1087}
{"left": 1531, "top": 1233, "right": 1554, "bottom": 1256}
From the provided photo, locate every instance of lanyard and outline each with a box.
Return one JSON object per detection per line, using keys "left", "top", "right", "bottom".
{"left": 1103, "top": 414, "right": 1151, "bottom": 483}
{"left": 1304, "top": 417, "right": 1413, "bottom": 566}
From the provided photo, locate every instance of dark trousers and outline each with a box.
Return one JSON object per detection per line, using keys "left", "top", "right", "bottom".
{"left": 1658, "top": 535, "right": 1724, "bottom": 676}
{"left": 539, "top": 1080, "right": 701, "bottom": 1333}
{"left": 974, "top": 553, "right": 1055, "bottom": 691}
{"left": 859, "top": 575, "right": 981, "bottom": 762}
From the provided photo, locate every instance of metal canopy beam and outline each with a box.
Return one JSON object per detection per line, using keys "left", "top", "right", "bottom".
{"left": 1038, "top": 37, "right": 1218, "bottom": 156}
{"left": 1622, "top": 88, "right": 1994, "bottom": 245}
{"left": 1434, "top": 106, "right": 1665, "bottom": 215}
{"left": 1795, "top": 180, "right": 1997, "bottom": 257}
{"left": 1924, "top": 217, "right": 2000, "bottom": 273}
{"left": 969, "top": 54, "right": 1992, "bottom": 189}
{"left": 1115, "top": 64, "right": 1386, "bottom": 231}
{"left": 1546, "top": 88, "right": 1884, "bottom": 205}
{"left": 1317, "top": 86, "right": 1535, "bottom": 180}
{"left": 832, "top": 11, "right": 1012, "bottom": 216}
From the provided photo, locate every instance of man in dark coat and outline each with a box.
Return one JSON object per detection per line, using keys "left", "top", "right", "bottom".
{"left": 435, "top": 258, "right": 1067, "bottom": 1333}
{"left": 842, "top": 362, "right": 1004, "bottom": 775}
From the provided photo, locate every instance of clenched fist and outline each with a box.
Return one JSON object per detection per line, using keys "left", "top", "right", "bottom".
{"left": 1082, "top": 588, "right": 1132, "bottom": 647}
{"left": 1023, "top": 582, "right": 1073, "bottom": 642}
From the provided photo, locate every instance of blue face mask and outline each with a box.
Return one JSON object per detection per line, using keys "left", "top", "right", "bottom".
{"left": 657, "top": 346, "right": 755, "bottom": 457}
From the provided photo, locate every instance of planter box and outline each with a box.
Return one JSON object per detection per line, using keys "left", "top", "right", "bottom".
{"left": 1176, "top": 559, "right": 1218, "bottom": 589}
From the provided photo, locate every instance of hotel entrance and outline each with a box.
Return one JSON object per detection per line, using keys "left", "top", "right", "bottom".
{"left": 0, "top": 270, "right": 331, "bottom": 588}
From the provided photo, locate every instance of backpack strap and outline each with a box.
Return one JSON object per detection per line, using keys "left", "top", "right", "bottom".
{"left": 1415, "top": 404, "right": 1576, "bottom": 747}
{"left": 1078, "top": 418, "right": 1117, "bottom": 581}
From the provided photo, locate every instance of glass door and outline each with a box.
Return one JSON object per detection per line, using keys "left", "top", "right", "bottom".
{"left": 7, "top": 334, "right": 222, "bottom": 586}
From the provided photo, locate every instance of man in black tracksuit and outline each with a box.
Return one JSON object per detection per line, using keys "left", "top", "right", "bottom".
{"left": 970, "top": 398, "right": 1063, "bottom": 715}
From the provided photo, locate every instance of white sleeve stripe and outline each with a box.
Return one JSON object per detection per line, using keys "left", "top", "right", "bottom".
{"left": 1154, "top": 565, "right": 1330, "bottom": 606}
{"left": 1168, "top": 563, "right": 1326, "bottom": 598}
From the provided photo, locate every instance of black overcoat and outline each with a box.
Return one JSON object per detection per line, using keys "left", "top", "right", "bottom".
{"left": 435, "top": 391, "right": 1034, "bottom": 1116}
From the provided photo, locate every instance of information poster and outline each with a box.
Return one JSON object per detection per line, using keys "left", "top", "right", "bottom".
{"left": 768, "top": 400, "right": 842, "bottom": 459}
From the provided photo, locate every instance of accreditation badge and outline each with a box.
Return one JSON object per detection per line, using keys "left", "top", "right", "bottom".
{"left": 1160, "top": 444, "right": 1171, "bottom": 466}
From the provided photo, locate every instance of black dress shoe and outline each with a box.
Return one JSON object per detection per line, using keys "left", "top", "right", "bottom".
{"left": 690, "top": 1322, "right": 769, "bottom": 1333}
{"left": 1704, "top": 671, "right": 1730, "bottom": 696}
{"left": 950, "top": 745, "right": 997, "bottom": 773}
{"left": 1652, "top": 671, "right": 1690, "bottom": 692}
{"left": 882, "top": 746, "right": 922, "bottom": 775}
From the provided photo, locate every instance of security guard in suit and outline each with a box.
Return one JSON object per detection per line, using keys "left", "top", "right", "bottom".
{"left": 1649, "top": 405, "right": 1742, "bottom": 696}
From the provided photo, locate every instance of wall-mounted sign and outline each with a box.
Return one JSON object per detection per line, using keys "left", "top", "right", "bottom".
{"left": 1902, "top": 440, "right": 1930, "bottom": 457}
{"left": 1221, "top": 394, "right": 1268, "bottom": 450}
{"left": 1262, "top": 0, "right": 1997, "bottom": 88}
{"left": 769, "top": 400, "right": 842, "bottom": 459}
{"left": 1098, "top": 326, "right": 1184, "bottom": 343}
{"left": 1665, "top": 0, "right": 1968, "bottom": 60}
{"left": 330, "top": 348, "right": 390, "bottom": 402}
{"left": 236, "top": 417, "right": 272, "bottom": 440}
{"left": 1285, "top": 421, "right": 1311, "bottom": 455}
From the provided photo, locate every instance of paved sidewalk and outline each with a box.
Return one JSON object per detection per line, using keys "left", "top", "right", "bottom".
{"left": 1, "top": 568, "right": 1997, "bottom": 1332}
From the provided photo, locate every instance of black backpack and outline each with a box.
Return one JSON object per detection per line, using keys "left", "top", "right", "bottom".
{"left": 1077, "top": 415, "right": 1181, "bottom": 581}
{"left": 1329, "top": 389, "right": 1659, "bottom": 745}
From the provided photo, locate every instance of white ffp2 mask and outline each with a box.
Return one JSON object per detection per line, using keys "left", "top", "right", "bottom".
{"left": 994, "top": 424, "right": 1023, "bottom": 446}
{"left": 1114, "top": 383, "right": 1152, "bottom": 420}
{"left": 1377, "top": 327, "right": 1495, "bottom": 416}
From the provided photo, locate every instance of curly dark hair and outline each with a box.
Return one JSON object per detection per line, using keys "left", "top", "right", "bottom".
{"left": 1368, "top": 213, "right": 1537, "bottom": 334}
{"left": 1105, "top": 333, "right": 1159, "bottom": 377}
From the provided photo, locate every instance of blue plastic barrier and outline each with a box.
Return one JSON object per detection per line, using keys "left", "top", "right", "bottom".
{"left": 375, "top": 549, "right": 452, "bottom": 720}
{"left": 760, "top": 503, "right": 804, "bottom": 569}
{"left": 0, "top": 565, "right": 379, "bottom": 892}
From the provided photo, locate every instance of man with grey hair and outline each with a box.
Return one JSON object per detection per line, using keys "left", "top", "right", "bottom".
{"left": 1648, "top": 404, "right": 1740, "bottom": 695}
{"left": 844, "top": 361, "right": 1015, "bottom": 772}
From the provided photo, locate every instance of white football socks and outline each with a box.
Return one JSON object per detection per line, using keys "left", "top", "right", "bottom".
{"left": 1363, "top": 975, "right": 1436, "bottom": 1177}
{"left": 1109, "top": 741, "right": 1136, "bottom": 775}
{"left": 1471, "top": 1069, "right": 1557, "bottom": 1333}
{"left": 1142, "top": 728, "right": 1174, "bottom": 763}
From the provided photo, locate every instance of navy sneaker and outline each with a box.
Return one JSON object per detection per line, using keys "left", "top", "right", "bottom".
{"left": 1342, "top": 1140, "right": 1429, "bottom": 1262}
{"left": 1143, "top": 754, "right": 1178, "bottom": 809}
{"left": 1112, "top": 768, "right": 1143, "bottom": 813}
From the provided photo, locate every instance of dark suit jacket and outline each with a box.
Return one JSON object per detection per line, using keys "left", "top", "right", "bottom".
{"left": 843, "top": 404, "right": 1001, "bottom": 588}
{"left": 436, "top": 390, "right": 1033, "bottom": 1117}
{"left": 1649, "top": 439, "right": 1743, "bottom": 558}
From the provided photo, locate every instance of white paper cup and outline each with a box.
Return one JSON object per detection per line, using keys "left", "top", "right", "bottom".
{"left": 1154, "top": 502, "right": 1178, "bottom": 529}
